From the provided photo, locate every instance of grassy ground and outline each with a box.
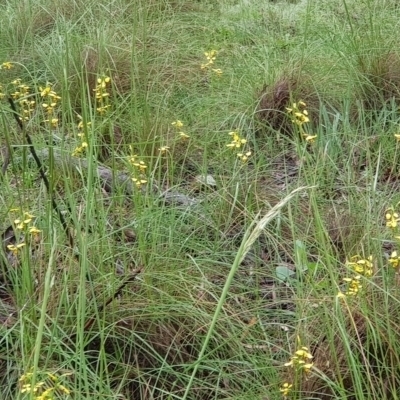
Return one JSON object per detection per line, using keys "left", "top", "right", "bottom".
{"left": 2, "top": 0, "right": 400, "bottom": 398}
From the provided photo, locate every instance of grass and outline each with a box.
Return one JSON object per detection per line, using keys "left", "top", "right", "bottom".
{"left": 2, "top": 0, "right": 400, "bottom": 398}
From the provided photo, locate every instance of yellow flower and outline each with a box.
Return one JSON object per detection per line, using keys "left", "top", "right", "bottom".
{"left": 201, "top": 50, "right": 218, "bottom": 70}
{"left": 57, "top": 384, "right": 70, "bottom": 394}
{"left": 128, "top": 148, "right": 148, "bottom": 189}
{"left": 19, "top": 371, "right": 33, "bottom": 382}
{"left": 33, "top": 382, "right": 45, "bottom": 392}
{"left": 13, "top": 212, "right": 34, "bottom": 230}
{"left": 346, "top": 255, "right": 373, "bottom": 277}
{"left": 36, "top": 387, "right": 53, "bottom": 399}
{"left": 287, "top": 101, "right": 310, "bottom": 126}
{"left": 14, "top": 219, "right": 23, "bottom": 230}
{"left": 385, "top": 208, "right": 400, "bottom": 229}
{"left": 294, "top": 112, "right": 309, "bottom": 125}
{"left": 227, "top": 131, "right": 246, "bottom": 149}
{"left": 19, "top": 370, "right": 72, "bottom": 399}
{"left": 394, "top": 134, "right": 400, "bottom": 141}
{"left": 172, "top": 120, "right": 184, "bottom": 129}
{"left": 389, "top": 251, "right": 400, "bottom": 269}
{"left": 97, "top": 76, "right": 111, "bottom": 86}
{"left": 29, "top": 226, "right": 42, "bottom": 236}
{"left": 294, "top": 348, "right": 313, "bottom": 359}
{"left": 95, "top": 91, "right": 110, "bottom": 100}
{"left": 343, "top": 275, "right": 362, "bottom": 296}
{"left": 44, "top": 118, "right": 59, "bottom": 127}
{"left": 40, "top": 86, "right": 52, "bottom": 97}
{"left": 47, "top": 373, "right": 58, "bottom": 382}
{"left": 303, "top": 363, "right": 314, "bottom": 373}
{"left": 304, "top": 134, "right": 317, "bottom": 143}
{"left": 96, "top": 105, "right": 111, "bottom": 114}
{"left": 49, "top": 93, "right": 61, "bottom": 101}
{"left": 130, "top": 157, "right": 147, "bottom": 172}
{"left": 284, "top": 346, "right": 313, "bottom": 373}
{"left": 1, "top": 62, "right": 13, "bottom": 70}
{"left": 93, "top": 76, "right": 111, "bottom": 114}
{"left": 212, "top": 68, "right": 223, "bottom": 76}
{"left": 205, "top": 50, "right": 217, "bottom": 60}
{"left": 78, "top": 121, "right": 91, "bottom": 130}
{"left": 72, "top": 142, "right": 88, "bottom": 157}
{"left": 132, "top": 178, "right": 147, "bottom": 188}
{"left": 159, "top": 146, "right": 170, "bottom": 154}
{"left": 94, "top": 77, "right": 111, "bottom": 92}
{"left": 137, "top": 160, "right": 146, "bottom": 169}
{"left": 179, "top": 132, "right": 190, "bottom": 140}
{"left": 7, "top": 243, "right": 26, "bottom": 255}
{"left": 237, "top": 151, "right": 251, "bottom": 162}
{"left": 20, "top": 383, "right": 32, "bottom": 393}
{"left": 279, "top": 382, "right": 293, "bottom": 398}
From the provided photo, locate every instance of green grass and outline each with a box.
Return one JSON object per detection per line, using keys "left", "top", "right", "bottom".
{"left": 2, "top": 0, "right": 400, "bottom": 399}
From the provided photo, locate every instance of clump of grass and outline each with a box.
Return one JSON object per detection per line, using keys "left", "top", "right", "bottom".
{"left": 352, "top": 50, "right": 400, "bottom": 130}
{"left": 256, "top": 73, "right": 321, "bottom": 138}
{"left": 257, "top": 76, "right": 297, "bottom": 136}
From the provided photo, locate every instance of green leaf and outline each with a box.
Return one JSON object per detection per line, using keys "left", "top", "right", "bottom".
{"left": 276, "top": 266, "right": 295, "bottom": 281}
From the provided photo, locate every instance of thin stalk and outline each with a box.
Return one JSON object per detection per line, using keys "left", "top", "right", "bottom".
{"left": 182, "top": 186, "right": 311, "bottom": 400}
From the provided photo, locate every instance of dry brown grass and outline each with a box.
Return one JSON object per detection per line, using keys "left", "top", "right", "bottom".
{"left": 256, "top": 73, "right": 320, "bottom": 137}
{"left": 357, "top": 51, "right": 400, "bottom": 111}
{"left": 294, "top": 294, "right": 400, "bottom": 399}
{"left": 82, "top": 46, "right": 132, "bottom": 96}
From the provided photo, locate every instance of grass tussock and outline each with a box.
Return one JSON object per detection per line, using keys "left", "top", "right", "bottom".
{"left": 357, "top": 51, "right": 400, "bottom": 111}
{"left": 256, "top": 73, "right": 321, "bottom": 137}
